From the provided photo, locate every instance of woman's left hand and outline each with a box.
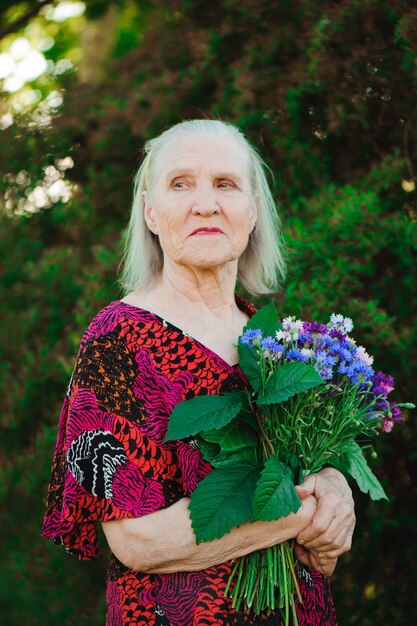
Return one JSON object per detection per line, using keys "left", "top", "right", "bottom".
{"left": 294, "top": 467, "right": 356, "bottom": 562}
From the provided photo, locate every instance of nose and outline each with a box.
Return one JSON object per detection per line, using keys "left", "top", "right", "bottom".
{"left": 191, "top": 184, "right": 220, "bottom": 216}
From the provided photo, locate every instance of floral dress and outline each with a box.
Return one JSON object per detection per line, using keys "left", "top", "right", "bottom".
{"left": 41, "top": 297, "right": 337, "bottom": 626}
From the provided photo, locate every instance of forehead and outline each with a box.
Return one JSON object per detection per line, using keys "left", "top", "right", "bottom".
{"left": 158, "top": 132, "right": 251, "bottom": 180}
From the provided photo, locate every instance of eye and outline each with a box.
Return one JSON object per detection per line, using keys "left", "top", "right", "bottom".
{"left": 217, "top": 180, "right": 236, "bottom": 189}
{"left": 173, "top": 180, "right": 186, "bottom": 189}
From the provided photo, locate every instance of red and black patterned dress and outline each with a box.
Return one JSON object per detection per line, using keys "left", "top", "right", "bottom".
{"left": 41, "top": 297, "right": 338, "bottom": 626}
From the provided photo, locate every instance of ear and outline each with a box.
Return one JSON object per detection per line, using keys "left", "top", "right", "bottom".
{"left": 143, "top": 192, "right": 158, "bottom": 235}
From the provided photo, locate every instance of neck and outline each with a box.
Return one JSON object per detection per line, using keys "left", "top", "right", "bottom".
{"left": 158, "top": 260, "right": 239, "bottom": 315}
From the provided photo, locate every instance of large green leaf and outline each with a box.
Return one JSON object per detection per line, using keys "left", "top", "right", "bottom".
{"left": 164, "top": 392, "right": 244, "bottom": 441}
{"left": 237, "top": 304, "right": 281, "bottom": 391}
{"left": 252, "top": 456, "right": 301, "bottom": 521}
{"left": 258, "top": 362, "right": 325, "bottom": 404}
{"left": 336, "top": 442, "right": 388, "bottom": 501}
{"left": 238, "top": 406, "right": 259, "bottom": 433}
{"left": 237, "top": 342, "right": 262, "bottom": 391}
{"left": 202, "top": 420, "right": 257, "bottom": 452}
{"left": 242, "top": 303, "right": 281, "bottom": 336}
{"left": 189, "top": 461, "right": 262, "bottom": 542}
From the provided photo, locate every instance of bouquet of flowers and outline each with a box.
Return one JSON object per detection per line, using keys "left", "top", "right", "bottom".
{"left": 165, "top": 304, "right": 413, "bottom": 625}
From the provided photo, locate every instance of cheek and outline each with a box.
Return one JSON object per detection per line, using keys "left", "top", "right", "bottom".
{"left": 233, "top": 230, "right": 251, "bottom": 254}
{"left": 229, "top": 208, "right": 254, "bottom": 237}
{"left": 156, "top": 215, "right": 186, "bottom": 254}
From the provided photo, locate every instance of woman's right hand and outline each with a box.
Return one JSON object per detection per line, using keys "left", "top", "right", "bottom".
{"left": 291, "top": 488, "right": 340, "bottom": 576}
{"left": 293, "top": 541, "right": 338, "bottom": 576}
{"left": 295, "top": 468, "right": 355, "bottom": 560}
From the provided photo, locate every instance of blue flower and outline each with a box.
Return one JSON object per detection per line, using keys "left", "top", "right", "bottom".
{"left": 314, "top": 350, "right": 337, "bottom": 368}
{"left": 328, "top": 340, "right": 354, "bottom": 363}
{"left": 338, "top": 358, "right": 374, "bottom": 385}
{"left": 337, "top": 361, "right": 350, "bottom": 376}
{"left": 298, "top": 331, "right": 314, "bottom": 345}
{"left": 241, "top": 329, "right": 263, "bottom": 345}
{"left": 260, "top": 337, "right": 283, "bottom": 354}
{"left": 286, "top": 348, "right": 309, "bottom": 363}
{"left": 317, "top": 366, "right": 333, "bottom": 380}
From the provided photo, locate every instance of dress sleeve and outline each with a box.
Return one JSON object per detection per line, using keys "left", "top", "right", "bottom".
{"left": 41, "top": 324, "right": 184, "bottom": 561}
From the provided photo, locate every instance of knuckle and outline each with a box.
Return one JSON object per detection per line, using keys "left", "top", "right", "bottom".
{"left": 323, "top": 531, "right": 336, "bottom": 545}
{"left": 314, "top": 521, "right": 329, "bottom": 536}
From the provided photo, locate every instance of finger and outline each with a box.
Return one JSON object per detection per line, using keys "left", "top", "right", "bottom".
{"left": 293, "top": 542, "right": 310, "bottom": 568}
{"left": 297, "top": 500, "right": 335, "bottom": 545}
{"left": 296, "top": 474, "right": 317, "bottom": 498}
{"left": 299, "top": 489, "right": 353, "bottom": 544}
{"left": 316, "top": 558, "right": 338, "bottom": 576}
{"left": 302, "top": 519, "right": 353, "bottom": 555}
{"left": 306, "top": 549, "right": 338, "bottom": 576}
{"left": 294, "top": 542, "right": 338, "bottom": 576}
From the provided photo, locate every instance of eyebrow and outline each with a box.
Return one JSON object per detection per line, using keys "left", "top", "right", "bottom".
{"left": 165, "top": 168, "right": 244, "bottom": 184}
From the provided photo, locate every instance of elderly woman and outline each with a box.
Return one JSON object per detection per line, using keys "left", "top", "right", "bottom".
{"left": 41, "top": 119, "right": 355, "bottom": 626}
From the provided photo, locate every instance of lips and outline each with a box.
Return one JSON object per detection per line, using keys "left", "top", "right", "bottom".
{"left": 190, "top": 227, "right": 224, "bottom": 236}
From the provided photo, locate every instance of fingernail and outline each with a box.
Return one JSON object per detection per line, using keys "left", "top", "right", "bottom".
{"left": 299, "top": 539, "right": 305, "bottom": 545}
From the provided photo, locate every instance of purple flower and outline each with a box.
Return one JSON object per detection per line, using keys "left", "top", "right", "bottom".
{"left": 329, "top": 328, "right": 348, "bottom": 342}
{"left": 371, "top": 371, "right": 395, "bottom": 398}
{"left": 389, "top": 402, "right": 403, "bottom": 422}
{"left": 302, "top": 321, "right": 329, "bottom": 335}
{"left": 382, "top": 418, "right": 395, "bottom": 433}
{"left": 375, "top": 397, "right": 389, "bottom": 411}
{"left": 381, "top": 403, "right": 403, "bottom": 433}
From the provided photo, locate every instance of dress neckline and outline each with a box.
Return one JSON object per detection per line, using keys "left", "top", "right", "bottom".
{"left": 115, "top": 294, "right": 255, "bottom": 371}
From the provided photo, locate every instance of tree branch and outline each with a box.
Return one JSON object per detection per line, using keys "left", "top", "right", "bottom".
{"left": 0, "top": 0, "right": 54, "bottom": 41}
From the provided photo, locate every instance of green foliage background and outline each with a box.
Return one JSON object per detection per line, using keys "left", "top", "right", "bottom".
{"left": 0, "top": 1, "right": 416, "bottom": 624}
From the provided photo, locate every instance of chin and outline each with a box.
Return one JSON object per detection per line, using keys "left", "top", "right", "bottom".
{"left": 177, "top": 240, "right": 246, "bottom": 269}
{"left": 181, "top": 252, "right": 238, "bottom": 269}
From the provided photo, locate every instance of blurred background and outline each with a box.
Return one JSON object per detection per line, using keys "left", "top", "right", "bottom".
{"left": 0, "top": 1, "right": 416, "bottom": 624}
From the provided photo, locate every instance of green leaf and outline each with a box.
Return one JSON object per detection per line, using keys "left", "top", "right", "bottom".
{"left": 164, "top": 392, "right": 243, "bottom": 441}
{"left": 337, "top": 442, "right": 388, "bottom": 501}
{"left": 238, "top": 406, "right": 259, "bottom": 433}
{"left": 252, "top": 456, "right": 301, "bottom": 521}
{"left": 258, "top": 362, "right": 325, "bottom": 404}
{"left": 278, "top": 449, "right": 303, "bottom": 486}
{"left": 237, "top": 304, "right": 281, "bottom": 391}
{"left": 242, "top": 303, "right": 281, "bottom": 336}
{"left": 210, "top": 446, "right": 258, "bottom": 467}
{"left": 189, "top": 461, "right": 262, "bottom": 542}
{"left": 198, "top": 438, "right": 221, "bottom": 465}
{"left": 237, "top": 342, "right": 262, "bottom": 391}
{"left": 202, "top": 420, "right": 257, "bottom": 452}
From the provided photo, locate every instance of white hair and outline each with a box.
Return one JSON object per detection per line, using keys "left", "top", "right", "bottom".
{"left": 119, "top": 119, "right": 287, "bottom": 295}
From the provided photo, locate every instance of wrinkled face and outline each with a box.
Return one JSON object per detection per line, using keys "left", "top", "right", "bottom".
{"left": 143, "top": 133, "right": 257, "bottom": 271}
